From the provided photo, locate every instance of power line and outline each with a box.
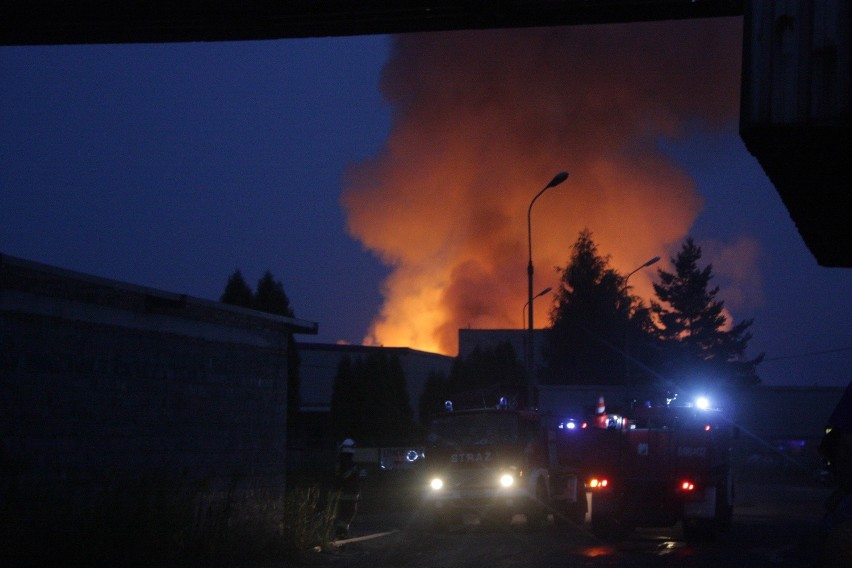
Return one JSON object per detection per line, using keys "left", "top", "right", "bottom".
{"left": 762, "top": 346, "right": 852, "bottom": 363}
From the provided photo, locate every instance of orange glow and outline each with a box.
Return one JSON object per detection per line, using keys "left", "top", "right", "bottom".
{"left": 680, "top": 481, "right": 695, "bottom": 491}
{"left": 342, "top": 20, "right": 743, "bottom": 355}
{"left": 581, "top": 545, "right": 617, "bottom": 558}
{"left": 589, "top": 478, "right": 609, "bottom": 489}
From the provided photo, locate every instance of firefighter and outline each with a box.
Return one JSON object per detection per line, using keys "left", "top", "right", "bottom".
{"left": 594, "top": 396, "right": 608, "bottom": 429}
{"left": 818, "top": 381, "right": 852, "bottom": 567}
{"left": 335, "top": 438, "right": 361, "bottom": 539}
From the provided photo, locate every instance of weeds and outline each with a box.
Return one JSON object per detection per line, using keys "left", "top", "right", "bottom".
{"left": 281, "top": 485, "right": 339, "bottom": 555}
{"left": 1, "top": 475, "right": 340, "bottom": 567}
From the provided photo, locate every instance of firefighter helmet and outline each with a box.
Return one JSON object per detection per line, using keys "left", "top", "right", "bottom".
{"left": 339, "top": 438, "right": 356, "bottom": 454}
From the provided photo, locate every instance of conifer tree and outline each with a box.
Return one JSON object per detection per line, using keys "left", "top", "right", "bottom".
{"left": 546, "top": 230, "right": 644, "bottom": 385}
{"left": 220, "top": 269, "right": 253, "bottom": 308}
{"left": 253, "top": 270, "right": 294, "bottom": 316}
{"left": 330, "top": 351, "right": 416, "bottom": 446}
{"left": 418, "top": 370, "right": 450, "bottom": 427}
{"left": 652, "top": 237, "right": 762, "bottom": 389}
{"left": 445, "top": 342, "right": 526, "bottom": 407}
{"left": 220, "top": 269, "right": 302, "bottom": 433}
{"left": 330, "top": 355, "right": 359, "bottom": 442}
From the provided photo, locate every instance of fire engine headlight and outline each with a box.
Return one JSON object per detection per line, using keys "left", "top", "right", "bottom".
{"left": 695, "top": 396, "right": 710, "bottom": 410}
{"left": 499, "top": 473, "right": 514, "bottom": 488}
{"left": 430, "top": 477, "right": 444, "bottom": 491}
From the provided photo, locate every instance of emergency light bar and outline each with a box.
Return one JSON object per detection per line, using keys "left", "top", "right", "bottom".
{"left": 664, "top": 393, "right": 719, "bottom": 411}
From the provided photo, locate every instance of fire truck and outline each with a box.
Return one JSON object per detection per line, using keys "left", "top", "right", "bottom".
{"left": 422, "top": 400, "right": 586, "bottom": 529}
{"left": 577, "top": 395, "right": 736, "bottom": 540}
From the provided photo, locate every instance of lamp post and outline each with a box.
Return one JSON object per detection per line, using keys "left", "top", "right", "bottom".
{"left": 623, "top": 255, "right": 660, "bottom": 386}
{"left": 522, "top": 287, "right": 553, "bottom": 329}
{"left": 625, "top": 256, "right": 661, "bottom": 284}
{"left": 527, "top": 171, "right": 568, "bottom": 407}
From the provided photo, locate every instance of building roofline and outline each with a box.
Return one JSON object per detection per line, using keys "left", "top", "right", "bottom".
{"left": 0, "top": 252, "right": 318, "bottom": 335}
{"left": 298, "top": 341, "right": 452, "bottom": 359}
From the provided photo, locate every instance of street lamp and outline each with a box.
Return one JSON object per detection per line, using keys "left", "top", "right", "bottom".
{"left": 625, "top": 256, "right": 660, "bottom": 283}
{"left": 527, "top": 171, "right": 569, "bottom": 407}
{"left": 522, "top": 287, "right": 553, "bottom": 329}
{"left": 623, "top": 255, "right": 661, "bottom": 386}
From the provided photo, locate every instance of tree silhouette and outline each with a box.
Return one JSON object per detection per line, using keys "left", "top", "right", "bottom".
{"left": 330, "top": 355, "right": 360, "bottom": 442}
{"left": 220, "top": 269, "right": 253, "bottom": 308}
{"left": 445, "top": 342, "right": 526, "bottom": 408}
{"left": 330, "top": 351, "right": 416, "bottom": 446}
{"left": 253, "top": 270, "right": 294, "bottom": 316}
{"left": 418, "top": 370, "right": 450, "bottom": 427}
{"left": 220, "top": 269, "right": 302, "bottom": 433}
{"left": 546, "top": 229, "right": 645, "bottom": 385}
{"left": 652, "top": 237, "right": 762, "bottom": 390}
{"left": 415, "top": 342, "right": 525, "bottom": 424}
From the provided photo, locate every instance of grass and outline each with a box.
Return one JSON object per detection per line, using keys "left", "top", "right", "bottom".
{"left": 0, "top": 475, "right": 340, "bottom": 567}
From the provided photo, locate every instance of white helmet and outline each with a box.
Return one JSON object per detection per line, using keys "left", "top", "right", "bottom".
{"left": 339, "top": 438, "right": 356, "bottom": 454}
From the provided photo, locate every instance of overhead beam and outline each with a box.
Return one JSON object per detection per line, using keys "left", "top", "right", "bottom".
{"left": 2, "top": 1, "right": 744, "bottom": 46}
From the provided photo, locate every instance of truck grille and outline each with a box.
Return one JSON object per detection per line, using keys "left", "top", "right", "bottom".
{"left": 446, "top": 468, "right": 497, "bottom": 489}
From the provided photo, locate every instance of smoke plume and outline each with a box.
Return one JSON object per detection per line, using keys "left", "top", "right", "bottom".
{"left": 342, "top": 18, "right": 743, "bottom": 355}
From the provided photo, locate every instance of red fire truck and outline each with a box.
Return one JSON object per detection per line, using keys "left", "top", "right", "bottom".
{"left": 578, "top": 395, "right": 736, "bottom": 540}
{"left": 422, "top": 401, "right": 586, "bottom": 529}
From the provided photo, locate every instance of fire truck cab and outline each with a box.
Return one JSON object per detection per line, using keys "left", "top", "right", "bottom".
{"left": 422, "top": 401, "right": 585, "bottom": 529}
{"left": 580, "top": 396, "right": 736, "bottom": 540}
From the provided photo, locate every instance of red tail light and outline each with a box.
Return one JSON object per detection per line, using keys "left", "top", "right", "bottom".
{"left": 588, "top": 477, "right": 609, "bottom": 489}
{"left": 679, "top": 480, "right": 695, "bottom": 491}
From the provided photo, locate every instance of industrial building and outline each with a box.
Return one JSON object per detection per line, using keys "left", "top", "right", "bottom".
{"left": 1, "top": 253, "right": 317, "bottom": 497}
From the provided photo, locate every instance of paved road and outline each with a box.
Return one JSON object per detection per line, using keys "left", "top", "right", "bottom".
{"left": 302, "top": 483, "right": 834, "bottom": 567}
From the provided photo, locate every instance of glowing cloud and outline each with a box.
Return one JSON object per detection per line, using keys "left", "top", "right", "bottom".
{"left": 343, "top": 19, "right": 743, "bottom": 355}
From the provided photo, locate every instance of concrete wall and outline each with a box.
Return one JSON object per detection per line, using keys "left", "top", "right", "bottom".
{"left": 0, "top": 254, "right": 317, "bottom": 496}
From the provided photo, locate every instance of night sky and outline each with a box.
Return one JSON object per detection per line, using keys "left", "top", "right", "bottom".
{"left": 2, "top": 19, "right": 850, "bottom": 387}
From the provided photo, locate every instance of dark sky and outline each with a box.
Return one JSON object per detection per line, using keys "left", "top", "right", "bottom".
{"left": 1, "top": 36, "right": 393, "bottom": 347}
{"left": 2, "top": 22, "right": 850, "bottom": 387}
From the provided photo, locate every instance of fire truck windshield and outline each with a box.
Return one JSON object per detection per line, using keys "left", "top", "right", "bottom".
{"left": 427, "top": 413, "right": 519, "bottom": 447}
